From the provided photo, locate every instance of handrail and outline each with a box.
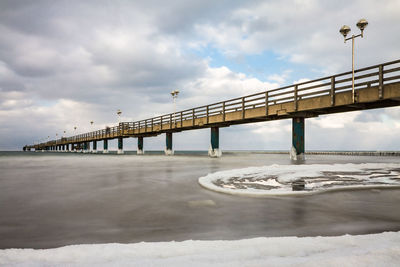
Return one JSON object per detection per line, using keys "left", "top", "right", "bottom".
{"left": 32, "top": 59, "right": 400, "bottom": 148}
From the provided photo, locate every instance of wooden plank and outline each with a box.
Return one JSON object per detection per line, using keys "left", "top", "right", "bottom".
{"left": 206, "top": 106, "right": 209, "bottom": 124}
{"left": 242, "top": 97, "right": 245, "bottom": 119}
{"left": 379, "top": 65, "right": 384, "bottom": 99}
{"left": 331, "top": 76, "right": 335, "bottom": 106}
{"left": 223, "top": 102, "right": 226, "bottom": 122}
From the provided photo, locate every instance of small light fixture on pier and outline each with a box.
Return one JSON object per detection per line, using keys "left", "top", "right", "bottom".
{"left": 339, "top": 18, "right": 368, "bottom": 103}
{"left": 170, "top": 90, "right": 179, "bottom": 97}
{"left": 339, "top": 25, "right": 351, "bottom": 40}
{"left": 356, "top": 19, "right": 368, "bottom": 36}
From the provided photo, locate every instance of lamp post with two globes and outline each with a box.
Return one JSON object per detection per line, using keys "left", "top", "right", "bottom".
{"left": 339, "top": 18, "right": 368, "bottom": 103}
{"left": 170, "top": 90, "right": 179, "bottom": 126}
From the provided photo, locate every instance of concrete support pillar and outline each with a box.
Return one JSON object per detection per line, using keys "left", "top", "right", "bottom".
{"left": 291, "top": 117, "right": 305, "bottom": 160}
{"left": 92, "top": 141, "right": 97, "bottom": 153}
{"left": 165, "top": 132, "right": 174, "bottom": 155}
{"left": 103, "top": 139, "right": 109, "bottom": 154}
{"left": 117, "top": 137, "right": 124, "bottom": 154}
{"left": 65, "top": 144, "right": 69, "bottom": 152}
{"left": 137, "top": 136, "right": 144, "bottom": 155}
{"left": 208, "top": 127, "right": 222, "bottom": 158}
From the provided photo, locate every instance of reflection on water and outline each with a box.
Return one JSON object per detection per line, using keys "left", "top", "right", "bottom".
{"left": 0, "top": 151, "right": 399, "bottom": 249}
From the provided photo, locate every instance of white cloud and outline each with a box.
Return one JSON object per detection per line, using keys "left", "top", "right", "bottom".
{"left": 192, "top": 0, "right": 400, "bottom": 74}
{"left": 183, "top": 66, "right": 278, "bottom": 109}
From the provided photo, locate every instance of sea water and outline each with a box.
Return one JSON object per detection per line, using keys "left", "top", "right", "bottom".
{"left": 0, "top": 151, "right": 399, "bottom": 249}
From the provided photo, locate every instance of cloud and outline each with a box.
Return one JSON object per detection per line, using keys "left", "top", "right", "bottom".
{"left": 192, "top": 0, "right": 400, "bottom": 74}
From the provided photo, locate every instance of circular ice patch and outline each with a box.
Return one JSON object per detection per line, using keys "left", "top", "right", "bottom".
{"left": 198, "top": 163, "right": 400, "bottom": 197}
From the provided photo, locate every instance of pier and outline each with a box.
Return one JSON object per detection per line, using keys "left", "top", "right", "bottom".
{"left": 24, "top": 59, "right": 400, "bottom": 158}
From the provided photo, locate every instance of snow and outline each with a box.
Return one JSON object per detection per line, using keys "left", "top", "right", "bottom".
{"left": 1, "top": 232, "right": 399, "bottom": 266}
{"left": 290, "top": 146, "right": 305, "bottom": 160}
{"left": 199, "top": 163, "right": 400, "bottom": 196}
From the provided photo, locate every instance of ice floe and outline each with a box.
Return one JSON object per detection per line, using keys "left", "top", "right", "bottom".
{"left": 199, "top": 163, "right": 400, "bottom": 196}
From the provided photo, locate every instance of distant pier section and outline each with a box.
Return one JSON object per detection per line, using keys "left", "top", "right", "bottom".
{"left": 24, "top": 59, "right": 400, "bottom": 158}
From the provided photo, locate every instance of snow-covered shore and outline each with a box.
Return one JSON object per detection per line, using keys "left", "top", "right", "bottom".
{"left": 1, "top": 232, "right": 399, "bottom": 266}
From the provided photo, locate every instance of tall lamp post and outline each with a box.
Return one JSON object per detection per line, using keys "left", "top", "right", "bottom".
{"left": 90, "top": 121, "right": 94, "bottom": 137}
{"left": 117, "top": 109, "right": 122, "bottom": 136}
{"left": 339, "top": 18, "right": 368, "bottom": 103}
{"left": 117, "top": 109, "right": 122, "bottom": 123}
{"left": 90, "top": 120, "right": 95, "bottom": 153}
{"left": 55, "top": 133, "right": 58, "bottom": 152}
{"left": 74, "top": 126, "right": 77, "bottom": 152}
{"left": 63, "top": 130, "right": 66, "bottom": 152}
{"left": 171, "top": 90, "right": 179, "bottom": 126}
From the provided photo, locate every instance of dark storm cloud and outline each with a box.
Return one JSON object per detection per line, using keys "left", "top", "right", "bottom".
{"left": 0, "top": 0, "right": 213, "bottom": 106}
{"left": 146, "top": 0, "right": 243, "bottom": 34}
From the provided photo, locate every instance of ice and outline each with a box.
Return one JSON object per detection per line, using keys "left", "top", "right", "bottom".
{"left": 1, "top": 231, "right": 399, "bottom": 266}
{"left": 290, "top": 146, "right": 305, "bottom": 160}
{"left": 199, "top": 163, "right": 400, "bottom": 196}
{"left": 208, "top": 147, "right": 222, "bottom": 158}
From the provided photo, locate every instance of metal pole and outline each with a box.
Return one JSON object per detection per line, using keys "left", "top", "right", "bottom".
{"left": 352, "top": 35, "right": 355, "bottom": 103}
{"left": 173, "top": 96, "right": 176, "bottom": 125}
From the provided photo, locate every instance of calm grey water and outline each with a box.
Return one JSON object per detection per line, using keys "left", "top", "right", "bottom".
{"left": 0, "top": 151, "right": 399, "bottom": 249}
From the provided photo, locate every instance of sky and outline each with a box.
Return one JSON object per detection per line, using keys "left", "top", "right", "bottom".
{"left": 0, "top": 0, "right": 399, "bottom": 151}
